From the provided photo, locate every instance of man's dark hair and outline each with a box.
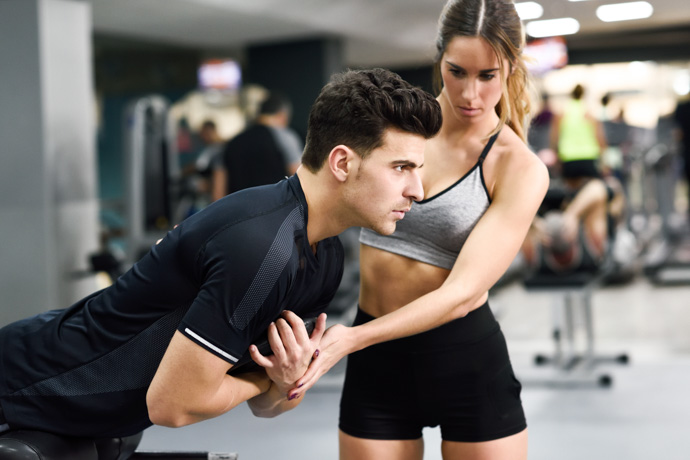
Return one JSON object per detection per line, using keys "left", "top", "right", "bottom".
{"left": 301, "top": 68, "right": 442, "bottom": 172}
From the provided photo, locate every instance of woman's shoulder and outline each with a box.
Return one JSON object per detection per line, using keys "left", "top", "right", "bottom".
{"left": 490, "top": 126, "right": 538, "bottom": 164}
{"left": 477, "top": 126, "right": 545, "bottom": 197}
{"left": 490, "top": 127, "right": 548, "bottom": 183}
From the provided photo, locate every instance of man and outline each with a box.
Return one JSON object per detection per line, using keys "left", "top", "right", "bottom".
{"left": 0, "top": 69, "right": 441, "bottom": 447}
{"left": 212, "top": 91, "right": 304, "bottom": 200}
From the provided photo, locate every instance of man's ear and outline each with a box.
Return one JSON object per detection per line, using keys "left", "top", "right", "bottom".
{"left": 327, "top": 145, "right": 358, "bottom": 182}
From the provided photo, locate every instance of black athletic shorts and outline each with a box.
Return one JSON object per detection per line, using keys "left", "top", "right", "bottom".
{"left": 561, "top": 159, "right": 601, "bottom": 179}
{"left": 339, "top": 302, "right": 527, "bottom": 442}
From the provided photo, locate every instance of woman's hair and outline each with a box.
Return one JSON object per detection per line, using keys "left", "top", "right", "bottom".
{"left": 433, "top": 0, "right": 534, "bottom": 142}
{"left": 301, "top": 68, "right": 442, "bottom": 172}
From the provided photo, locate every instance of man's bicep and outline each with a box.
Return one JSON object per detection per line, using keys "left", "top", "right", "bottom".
{"left": 155, "top": 331, "right": 233, "bottom": 392}
{"left": 148, "top": 331, "right": 233, "bottom": 421}
{"left": 148, "top": 331, "right": 264, "bottom": 426}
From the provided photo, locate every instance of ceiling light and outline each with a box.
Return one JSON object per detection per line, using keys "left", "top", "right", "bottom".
{"left": 515, "top": 2, "right": 544, "bottom": 20}
{"left": 526, "top": 18, "right": 580, "bottom": 38}
{"left": 628, "top": 60, "right": 649, "bottom": 73}
{"left": 596, "top": 2, "right": 654, "bottom": 22}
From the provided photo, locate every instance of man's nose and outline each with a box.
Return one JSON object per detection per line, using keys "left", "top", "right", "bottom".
{"left": 406, "top": 170, "right": 424, "bottom": 202}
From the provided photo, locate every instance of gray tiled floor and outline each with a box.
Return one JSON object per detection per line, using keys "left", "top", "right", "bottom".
{"left": 138, "top": 276, "right": 690, "bottom": 459}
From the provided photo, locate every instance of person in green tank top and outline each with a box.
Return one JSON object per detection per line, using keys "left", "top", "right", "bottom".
{"left": 550, "top": 84, "right": 608, "bottom": 179}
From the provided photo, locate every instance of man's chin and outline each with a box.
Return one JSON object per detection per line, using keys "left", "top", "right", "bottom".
{"left": 370, "top": 222, "right": 397, "bottom": 236}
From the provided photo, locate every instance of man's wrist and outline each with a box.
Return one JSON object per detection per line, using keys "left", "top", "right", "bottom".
{"left": 239, "top": 370, "right": 272, "bottom": 394}
{"left": 270, "top": 379, "right": 294, "bottom": 396}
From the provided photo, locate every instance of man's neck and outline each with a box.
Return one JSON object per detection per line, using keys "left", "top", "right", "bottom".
{"left": 296, "top": 167, "right": 348, "bottom": 245}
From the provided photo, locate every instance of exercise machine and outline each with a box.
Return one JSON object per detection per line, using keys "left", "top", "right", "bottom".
{"left": 523, "top": 267, "right": 629, "bottom": 388}
{"left": 641, "top": 142, "right": 690, "bottom": 285}
{"left": 123, "top": 95, "right": 181, "bottom": 265}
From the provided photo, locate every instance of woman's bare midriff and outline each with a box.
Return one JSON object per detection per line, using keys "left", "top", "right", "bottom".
{"left": 359, "top": 244, "right": 448, "bottom": 318}
{"left": 359, "top": 244, "right": 489, "bottom": 319}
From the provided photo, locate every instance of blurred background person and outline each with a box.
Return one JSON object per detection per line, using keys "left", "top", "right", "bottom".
{"left": 529, "top": 92, "right": 559, "bottom": 177}
{"left": 212, "top": 91, "right": 303, "bottom": 200}
{"left": 178, "top": 120, "right": 226, "bottom": 217}
{"left": 551, "top": 83, "right": 607, "bottom": 182}
{"left": 601, "top": 93, "right": 633, "bottom": 187}
{"left": 194, "top": 120, "right": 225, "bottom": 181}
{"left": 529, "top": 92, "right": 555, "bottom": 154}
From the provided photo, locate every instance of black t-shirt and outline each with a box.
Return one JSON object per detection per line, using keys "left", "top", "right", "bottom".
{"left": 222, "top": 124, "right": 290, "bottom": 194}
{"left": 0, "top": 175, "right": 344, "bottom": 438}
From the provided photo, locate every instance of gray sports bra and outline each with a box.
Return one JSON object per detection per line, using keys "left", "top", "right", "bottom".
{"left": 359, "top": 132, "right": 497, "bottom": 270}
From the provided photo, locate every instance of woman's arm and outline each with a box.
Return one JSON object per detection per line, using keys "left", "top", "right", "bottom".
{"left": 289, "top": 146, "right": 549, "bottom": 398}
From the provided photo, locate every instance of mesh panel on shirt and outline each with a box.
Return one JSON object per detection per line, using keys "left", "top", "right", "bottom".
{"left": 230, "top": 205, "right": 303, "bottom": 330}
{"left": 16, "top": 305, "right": 188, "bottom": 397}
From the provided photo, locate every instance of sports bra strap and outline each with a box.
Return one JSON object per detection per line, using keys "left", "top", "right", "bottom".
{"left": 478, "top": 131, "right": 500, "bottom": 164}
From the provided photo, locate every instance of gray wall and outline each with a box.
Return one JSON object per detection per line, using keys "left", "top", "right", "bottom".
{"left": 0, "top": 0, "right": 99, "bottom": 324}
{"left": 246, "top": 38, "right": 345, "bottom": 140}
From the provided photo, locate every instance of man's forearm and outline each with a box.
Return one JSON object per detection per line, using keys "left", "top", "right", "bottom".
{"left": 149, "top": 370, "right": 271, "bottom": 428}
{"left": 247, "top": 380, "right": 302, "bottom": 418}
{"left": 187, "top": 372, "right": 273, "bottom": 424}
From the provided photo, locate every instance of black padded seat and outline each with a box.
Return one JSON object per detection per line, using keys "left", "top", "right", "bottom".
{"left": 0, "top": 430, "right": 97, "bottom": 460}
{"left": 0, "top": 430, "right": 142, "bottom": 460}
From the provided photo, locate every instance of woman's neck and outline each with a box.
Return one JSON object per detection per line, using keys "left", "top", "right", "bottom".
{"left": 437, "top": 94, "right": 500, "bottom": 142}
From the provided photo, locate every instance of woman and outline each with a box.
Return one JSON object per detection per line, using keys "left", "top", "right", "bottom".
{"left": 550, "top": 84, "right": 607, "bottom": 181}
{"left": 291, "top": 1, "right": 549, "bottom": 458}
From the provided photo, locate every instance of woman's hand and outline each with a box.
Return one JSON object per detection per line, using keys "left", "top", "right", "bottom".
{"left": 285, "top": 323, "right": 355, "bottom": 400}
{"left": 249, "top": 311, "right": 326, "bottom": 396}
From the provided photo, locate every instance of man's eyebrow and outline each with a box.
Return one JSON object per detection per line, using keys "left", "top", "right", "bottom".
{"left": 392, "top": 160, "right": 424, "bottom": 168}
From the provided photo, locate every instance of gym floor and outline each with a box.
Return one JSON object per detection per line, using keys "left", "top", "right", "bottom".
{"left": 137, "top": 275, "right": 690, "bottom": 459}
